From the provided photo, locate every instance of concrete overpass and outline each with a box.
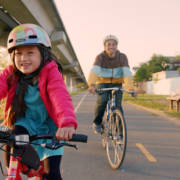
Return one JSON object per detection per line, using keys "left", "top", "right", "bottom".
{"left": 0, "top": 0, "right": 86, "bottom": 92}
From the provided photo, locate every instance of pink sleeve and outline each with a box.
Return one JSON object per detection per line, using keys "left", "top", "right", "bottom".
{"left": 46, "top": 63, "right": 77, "bottom": 129}
{"left": 0, "top": 66, "right": 13, "bottom": 99}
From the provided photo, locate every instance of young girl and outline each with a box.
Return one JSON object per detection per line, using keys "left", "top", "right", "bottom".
{"left": 0, "top": 23, "right": 77, "bottom": 179}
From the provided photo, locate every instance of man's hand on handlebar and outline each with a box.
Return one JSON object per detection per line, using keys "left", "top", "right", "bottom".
{"left": 131, "top": 90, "right": 139, "bottom": 97}
{"left": 88, "top": 85, "right": 96, "bottom": 94}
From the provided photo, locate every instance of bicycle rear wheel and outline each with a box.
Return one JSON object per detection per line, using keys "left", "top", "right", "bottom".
{"left": 106, "top": 109, "right": 127, "bottom": 169}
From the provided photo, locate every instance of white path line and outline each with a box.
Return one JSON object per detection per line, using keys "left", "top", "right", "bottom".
{"left": 74, "top": 92, "right": 88, "bottom": 113}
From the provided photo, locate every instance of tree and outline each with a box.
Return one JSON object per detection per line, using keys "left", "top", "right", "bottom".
{"left": 0, "top": 46, "right": 11, "bottom": 71}
{"left": 175, "top": 55, "right": 180, "bottom": 61}
{"left": 133, "top": 54, "right": 171, "bottom": 82}
{"left": 133, "top": 63, "right": 150, "bottom": 82}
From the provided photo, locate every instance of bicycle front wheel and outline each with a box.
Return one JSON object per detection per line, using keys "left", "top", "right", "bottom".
{"left": 101, "top": 110, "right": 108, "bottom": 149}
{"left": 106, "top": 109, "right": 127, "bottom": 169}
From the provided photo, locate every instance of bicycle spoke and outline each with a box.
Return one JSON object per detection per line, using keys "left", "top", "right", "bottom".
{"left": 114, "top": 145, "right": 120, "bottom": 164}
{"left": 101, "top": 112, "right": 108, "bottom": 149}
{"left": 109, "top": 141, "right": 121, "bottom": 166}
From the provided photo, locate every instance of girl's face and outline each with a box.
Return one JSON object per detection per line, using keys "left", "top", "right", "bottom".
{"left": 14, "top": 45, "right": 42, "bottom": 75}
{"left": 104, "top": 39, "right": 117, "bottom": 58}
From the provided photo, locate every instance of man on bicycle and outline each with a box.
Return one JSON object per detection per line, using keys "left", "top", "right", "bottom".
{"left": 88, "top": 35, "right": 135, "bottom": 134}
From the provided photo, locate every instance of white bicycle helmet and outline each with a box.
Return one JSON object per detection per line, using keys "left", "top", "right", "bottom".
{"left": 7, "top": 23, "right": 51, "bottom": 52}
{"left": 103, "top": 35, "right": 118, "bottom": 45}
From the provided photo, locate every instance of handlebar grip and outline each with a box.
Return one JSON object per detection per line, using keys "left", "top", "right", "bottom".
{"left": 70, "top": 134, "right": 88, "bottom": 143}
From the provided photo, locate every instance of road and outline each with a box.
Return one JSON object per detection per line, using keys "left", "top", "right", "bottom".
{"left": 0, "top": 91, "right": 180, "bottom": 180}
{"left": 62, "top": 91, "right": 180, "bottom": 180}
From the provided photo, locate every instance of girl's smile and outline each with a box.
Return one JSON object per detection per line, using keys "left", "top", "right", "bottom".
{"left": 14, "top": 45, "right": 42, "bottom": 75}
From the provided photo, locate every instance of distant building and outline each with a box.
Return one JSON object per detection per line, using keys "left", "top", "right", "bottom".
{"left": 152, "top": 71, "right": 179, "bottom": 81}
{"left": 146, "top": 70, "right": 180, "bottom": 95}
{"left": 165, "top": 57, "right": 180, "bottom": 70}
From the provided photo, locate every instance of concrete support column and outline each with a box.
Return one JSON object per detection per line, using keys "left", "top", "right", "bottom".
{"left": 63, "top": 74, "right": 67, "bottom": 85}
{"left": 63, "top": 74, "right": 77, "bottom": 93}
{"left": 61, "top": 73, "right": 79, "bottom": 93}
{"left": 70, "top": 77, "right": 73, "bottom": 93}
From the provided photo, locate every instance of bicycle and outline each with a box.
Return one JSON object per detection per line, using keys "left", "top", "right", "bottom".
{"left": 0, "top": 126, "right": 88, "bottom": 180}
{"left": 96, "top": 87, "right": 134, "bottom": 169}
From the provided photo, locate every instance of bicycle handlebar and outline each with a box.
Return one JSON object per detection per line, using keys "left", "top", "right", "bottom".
{"left": 30, "top": 133, "right": 88, "bottom": 143}
{"left": 95, "top": 87, "right": 135, "bottom": 97}
{"left": 0, "top": 126, "right": 88, "bottom": 150}
{"left": 0, "top": 126, "right": 88, "bottom": 176}
{"left": 38, "top": 134, "right": 88, "bottom": 150}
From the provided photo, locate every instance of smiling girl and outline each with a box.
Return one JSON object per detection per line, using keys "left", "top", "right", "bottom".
{"left": 0, "top": 23, "right": 77, "bottom": 180}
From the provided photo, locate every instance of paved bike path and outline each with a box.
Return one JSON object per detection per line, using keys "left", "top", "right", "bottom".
{"left": 0, "top": 91, "right": 179, "bottom": 180}
{"left": 62, "top": 91, "right": 180, "bottom": 180}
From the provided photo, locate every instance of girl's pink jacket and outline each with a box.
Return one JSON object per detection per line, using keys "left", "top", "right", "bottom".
{"left": 0, "top": 61, "right": 77, "bottom": 129}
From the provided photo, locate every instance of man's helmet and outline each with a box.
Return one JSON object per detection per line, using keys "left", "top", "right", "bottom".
{"left": 103, "top": 35, "right": 118, "bottom": 45}
{"left": 7, "top": 23, "right": 51, "bottom": 52}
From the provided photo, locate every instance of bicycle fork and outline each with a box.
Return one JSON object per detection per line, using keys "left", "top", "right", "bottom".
{"left": 8, "top": 156, "right": 22, "bottom": 180}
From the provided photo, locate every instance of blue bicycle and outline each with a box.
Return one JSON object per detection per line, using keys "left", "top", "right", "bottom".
{"left": 96, "top": 87, "right": 134, "bottom": 169}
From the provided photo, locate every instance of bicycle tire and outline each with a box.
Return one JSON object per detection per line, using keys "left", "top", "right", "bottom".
{"left": 106, "top": 109, "right": 127, "bottom": 169}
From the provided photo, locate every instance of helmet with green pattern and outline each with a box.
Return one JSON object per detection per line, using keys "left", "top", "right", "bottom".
{"left": 7, "top": 23, "right": 51, "bottom": 53}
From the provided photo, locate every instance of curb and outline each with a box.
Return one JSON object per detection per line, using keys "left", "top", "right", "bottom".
{"left": 125, "top": 101, "right": 180, "bottom": 126}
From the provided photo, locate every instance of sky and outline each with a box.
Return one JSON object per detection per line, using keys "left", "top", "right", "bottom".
{"left": 54, "top": 0, "right": 180, "bottom": 79}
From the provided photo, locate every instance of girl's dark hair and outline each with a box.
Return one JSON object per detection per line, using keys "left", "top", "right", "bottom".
{"left": 6, "top": 45, "right": 63, "bottom": 128}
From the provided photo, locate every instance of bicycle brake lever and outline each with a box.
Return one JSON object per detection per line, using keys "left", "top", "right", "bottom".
{"left": 41, "top": 142, "right": 78, "bottom": 150}
{"left": 61, "top": 142, "right": 78, "bottom": 150}
{"left": 51, "top": 136, "right": 78, "bottom": 149}
{"left": 43, "top": 143, "right": 64, "bottom": 150}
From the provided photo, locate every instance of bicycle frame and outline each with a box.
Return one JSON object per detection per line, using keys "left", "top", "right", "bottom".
{"left": 105, "top": 89, "right": 117, "bottom": 121}
{"left": 7, "top": 155, "right": 44, "bottom": 180}
{"left": 0, "top": 131, "right": 87, "bottom": 180}
{"left": 99, "top": 87, "right": 134, "bottom": 117}
{"left": 8, "top": 156, "right": 22, "bottom": 180}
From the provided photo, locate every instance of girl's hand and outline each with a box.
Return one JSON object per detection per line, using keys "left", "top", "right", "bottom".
{"left": 56, "top": 126, "right": 76, "bottom": 141}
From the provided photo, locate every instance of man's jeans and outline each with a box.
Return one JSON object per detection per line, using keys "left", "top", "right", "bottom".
{"left": 93, "top": 83, "right": 123, "bottom": 125}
